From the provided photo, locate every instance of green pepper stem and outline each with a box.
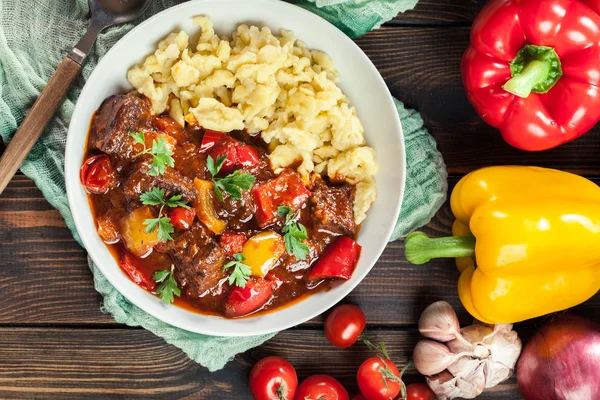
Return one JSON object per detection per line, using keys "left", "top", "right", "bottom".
{"left": 404, "top": 232, "right": 475, "bottom": 265}
{"left": 503, "top": 60, "right": 550, "bottom": 98}
{"left": 502, "top": 44, "right": 562, "bottom": 98}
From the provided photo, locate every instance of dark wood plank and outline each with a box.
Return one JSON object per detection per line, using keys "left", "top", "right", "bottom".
{"left": 393, "top": 0, "right": 482, "bottom": 24}
{"left": 0, "top": 327, "right": 523, "bottom": 399}
{"left": 1, "top": 174, "right": 598, "bottom": 326}
{"left": 356, "top": 27, "right": 600, "bottom": 176}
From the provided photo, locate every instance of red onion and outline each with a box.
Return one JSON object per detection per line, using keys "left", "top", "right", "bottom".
{"left": 517, "top": 314, "right": 600, "bottom": 400}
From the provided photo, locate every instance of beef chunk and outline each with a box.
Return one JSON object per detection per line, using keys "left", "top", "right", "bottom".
{"left": 310, "top": 176, "right": 356, "bottom": 237}
{"left": 89, "top": 94, "right": 154, "bottom": 161}
{"left": 166, "top": 223, "right": 226, "bottom": 298}
{"left": 214, "top": 187, "right": 257, "bottom": 231}
{"left": 122, "top": 161, "right": 197, "bottom": 204}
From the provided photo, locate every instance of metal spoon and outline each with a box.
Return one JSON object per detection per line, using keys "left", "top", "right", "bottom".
{"left": 0, "top": 0, "right": 153, "bottom": 194}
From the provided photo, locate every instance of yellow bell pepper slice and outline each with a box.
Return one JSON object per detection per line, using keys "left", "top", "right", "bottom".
{"left": 193, "top": 178, "right": 226, "bottom": 235}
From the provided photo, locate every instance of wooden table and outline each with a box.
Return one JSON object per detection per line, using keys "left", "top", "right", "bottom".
{"left": 1, "top": 1, "right": 598, "bottom": 398}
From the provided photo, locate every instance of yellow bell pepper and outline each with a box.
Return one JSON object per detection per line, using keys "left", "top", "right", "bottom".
{"left": 120, "top": 206, "right": 162, "bottom": 257}
{"left": 405, "top": 166, "right": 600, "bottom": 324}
{"left": 242, "top": 231, "right": 286, "bottom": 277}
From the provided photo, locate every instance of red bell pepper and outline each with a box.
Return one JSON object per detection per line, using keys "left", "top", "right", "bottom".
{"left": 224, "top": 278, "right": 273, "bottom": 318}
{"left": 462, "top": 0, "right": 600, "bottom": 151}
{"left": 252, "top": 170, "right": 311, "bottom": 227}
{"left": 167, "top": 207, "right": 196, "bottom": 230}
{"left": 219, "top": 231, "right": 247, "bottom": 257}
{"left": 154, "top": 116, "right": 185, "bottom": 141}
{"left": 200, "top": 130, "right": 259, "bottom": 174}
{"left": 308, "top": 236, "right": 362, "bottom": 282}
{"left": 120, "top": 252, "right": 156, "bottom": 292}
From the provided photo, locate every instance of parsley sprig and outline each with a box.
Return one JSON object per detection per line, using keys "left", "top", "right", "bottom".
{"left": 223, "top": 253, "right": 252, "bottom": 288}
{"left": 130, "top": 131, "right": 175, "bottom": 176}
{"left": 152, "top": 265, "right": 181, "bottom": 304}
{"left": 206, "top": 154, "right": 256, "bottom": 201}
{"left": 278, "top": 206, "right": 309, "bottom": 260}
{"left": 140, "top": 187, "right": 190, "bottom": 241}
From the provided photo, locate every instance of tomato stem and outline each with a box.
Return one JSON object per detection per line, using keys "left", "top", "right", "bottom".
{"left": 275, "top": 383, "right": 287, "bottom": 400}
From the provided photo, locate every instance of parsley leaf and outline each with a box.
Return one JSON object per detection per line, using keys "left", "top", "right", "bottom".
{"left": 223, "top": 253, "right": 252, "bottom": 288}
{"left": 152, "top": 266, "right": 180, "bottom": 304}
{"left": 207, "top": 154, "right": 256, "bottom": 201}
{"left": 139, "top": 187, "right": 165, "bottom": 206}
{"left": 278, "top": 206, "right": 310, "bottom": 260}
{"left": 207, "top": 154, "right": 228, "bottom": 177}
{"left": 130, "top": 131, "right": 145, "bottom": 145}
{"left": 140, "top": 188, "right": 190, "bottom": 241}
{"left": 144, "top": 216, "right": 175, "bottom": 241}
{"left": 130, "top": 132, "right": 175, "bottom": 177}
{"left": 165, "top": 194, "right": 191, "bottom": 210}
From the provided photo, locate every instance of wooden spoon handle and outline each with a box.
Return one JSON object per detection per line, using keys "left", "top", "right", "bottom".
{"left": 0, "top": 56, "right": 82, "bottom": 194}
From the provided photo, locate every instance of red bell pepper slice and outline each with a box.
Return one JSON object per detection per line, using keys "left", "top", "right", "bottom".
{"left": 462, "top": 0, "right": 600, "bottom": 151}
{"left": 200, "top": 130, "right": 223, "bottom": 152}
{"left": 252, "top": 170, "right": 311, "bottom": 228}
{"left": 80, "top": 154, "right": 116, "bottom": 194}
{"left": 120, "top": 252, "right": 156, "bottom": 292}
{"left": 308, "top": 236, "right": 362, "bottom": 282}
{"left": 200, "top": 130, "right": 259, "bottom": 174}
{"left": 154, "top": 116, "right": 184, "bottom": 139}
{"left": 219, "top": 231, "right": 247, "bottom": 257}
{"left": 224, "top": 278, "right": 273, "bottom": 318}
{"left": 167, "top": 207, "right": 196, "bottom": 230}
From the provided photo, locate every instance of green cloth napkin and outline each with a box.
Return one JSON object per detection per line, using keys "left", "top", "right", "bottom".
{"left": 299, "top": 0, "right": 419, "bottom": 38}
{"left": 0, "top": 0, "right": 446, "bottom": 371}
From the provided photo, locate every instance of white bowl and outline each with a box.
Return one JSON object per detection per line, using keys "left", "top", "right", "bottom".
{"left": 65, "top": 0, "right": 405, "bottom": 336}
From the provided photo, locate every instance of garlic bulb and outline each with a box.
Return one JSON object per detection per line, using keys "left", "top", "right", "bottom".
{"left": 414, "top": 302, "right": 522, "bottom": 400}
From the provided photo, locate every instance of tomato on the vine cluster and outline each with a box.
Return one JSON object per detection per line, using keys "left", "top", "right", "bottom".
{"left": 406, "top": 383, "right": 436, "bottom": 400}
{"left": 324, "top": 304, "right": 366, "bottom": 348}
{"left": 357, "top": 357, "right": 402, "bottom": 400}
{"left": 249, "top": 356, "right": 297, "bottom": 400}
{"left": 295, "top": 374, "right": 349, "bottom": 400}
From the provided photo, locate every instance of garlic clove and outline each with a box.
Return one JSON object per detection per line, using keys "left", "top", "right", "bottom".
{"left": 481, "top": 359, "right": 512, "bottom": 388}
{"left": 447, "top": 323, "right": 492, "bottom": 353}
{"left": 462, "top": 323, "right": 494, "bottom": 345}
{"left": 426, "top": 371, "right": 462, "bottom": 400}
{"left": 446, "top": 337, "right": 474, "bottom": 353}
{"left": 413, "top": 339, "right": 459, "bottom": 376}
{"left": 419, "top": 301, "right": 462, "bottom": 342}
{"left": 447, "top": 356, "right": 482, "bottom": 379}
{"left": 455, "top": 365, "right": 486, "bottom": 399}
{"left": 486, "top": 329, "right": 522, "bottom": 369}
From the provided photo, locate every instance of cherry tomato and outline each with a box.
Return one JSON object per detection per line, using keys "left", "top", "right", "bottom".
{"left": 357, "top": 357, "right": 402, "bottom": 400}
{"left": 295, "top": 375, "right": 349, "bottom": 400}
{"left": 120, "top": 252, "right": 155, "bottom": 291}
{"left": 324, "top": 304, "right": 366, "bottom": 348}
{"left": 406, "top": 383, "right": 436, "bottom": 400}
{"left": 167, "top": 207, "right": 196, "bottom": 230}
{"left": 225, "top": 278, "right": 273, "bottom": 318}
{"left": 80, "top": 154, "right": 116, "bottom": 194}
{"left": 249, "top": 356, "right": 298, "bottom": 400}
